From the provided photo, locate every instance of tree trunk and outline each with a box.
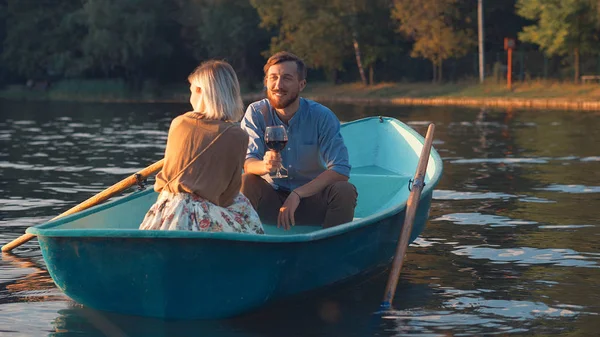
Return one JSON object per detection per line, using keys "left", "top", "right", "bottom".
{"left": 574, "top": 47, "right": 580, "bottom": 84}
{"left": 432, "top": 61, "right": 437, "bottom": 83}
{"left": 438, "top": 60, "right": 443, "bottom": 83}
{"left": 369, "top": 65, "right": 374, "bottom": 86}
{"left": 352, "top": 35, "right": 368, "bottom": 86}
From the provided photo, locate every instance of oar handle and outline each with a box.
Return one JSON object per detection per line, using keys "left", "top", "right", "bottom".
{"left": 381, "top": 124, "right": 435, "bottom": 309}
{"left": 1, "top": 159, "right": 164, "bottom": 253}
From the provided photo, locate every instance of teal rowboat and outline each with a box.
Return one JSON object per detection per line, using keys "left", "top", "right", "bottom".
{"left": 27, "top": 116, "right": 443, "bottom": 319}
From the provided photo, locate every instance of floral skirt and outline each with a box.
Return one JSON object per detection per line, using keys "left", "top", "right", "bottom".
{"left": 139, "top": 191, "right": 264, "bottom": 234}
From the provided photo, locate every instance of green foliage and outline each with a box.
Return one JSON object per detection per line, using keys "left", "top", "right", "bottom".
{"left": 251, "top": 0, "right": 351, "bottom": 73}
{"left": 250, "top": 0, "right": 397, "bottom": 82}
{"left": 2, "top": 0, "right": 84, "bottom": 79}
{"left": 177, "top": 0, "right": 268, "bottom": 85}
{"left": 355, "top": 1, "right": 400, "bottom": 68}
{"left": 517, "top": 0, "right": 600, "bottom": 56}
{"left": 79, "top": 0, "right": 175, "bottom": 85}
{"left": 391, "top": 0, "right": 474, "bottom": 81}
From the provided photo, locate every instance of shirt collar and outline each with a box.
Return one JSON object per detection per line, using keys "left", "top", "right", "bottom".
{"left": 283, "top": 98, "right": 306, "bottom": 127}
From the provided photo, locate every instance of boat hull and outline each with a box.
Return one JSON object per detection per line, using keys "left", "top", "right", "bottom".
{"left": 37, "top": 191, "right": 432, "bottom": 319}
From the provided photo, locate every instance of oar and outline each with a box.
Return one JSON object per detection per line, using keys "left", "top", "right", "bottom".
{"left": 381, "top": 123, "right": 435, "bottom": 309}
{"left": 1, "top": 159, "right": 164, "bottom": 253}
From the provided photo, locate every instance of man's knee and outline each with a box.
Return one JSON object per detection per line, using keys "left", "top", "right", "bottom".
{"left": 241, "top": 173, "right": 262, "bottom": 189}
{"left": 328, "top": 181, "right": 358, "bottom": 206}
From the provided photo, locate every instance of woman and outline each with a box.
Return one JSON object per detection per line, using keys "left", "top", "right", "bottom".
{"left": 139, "top": 60, "right": 264, "bottom": 234}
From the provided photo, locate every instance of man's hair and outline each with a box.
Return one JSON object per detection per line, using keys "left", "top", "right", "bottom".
{"left": 188, "top": 60, "right": 244, "bottom": 122}
{"left": 263, "top": 51, "right": 307, "bottom": 81}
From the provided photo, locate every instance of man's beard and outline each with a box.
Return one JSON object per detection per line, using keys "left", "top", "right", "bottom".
{"left": 267, "top": 89, "right": 299, "bottom": 109}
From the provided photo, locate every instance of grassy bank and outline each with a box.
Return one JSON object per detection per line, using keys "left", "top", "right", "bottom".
{"left": 303, "top": 81, "right": 600, "bottom": 99}
{"left": 297, "top": 81, "right": 600, "bottom": 111}
{"left": 2, "top": 79, "right": 600, "bottom": 110}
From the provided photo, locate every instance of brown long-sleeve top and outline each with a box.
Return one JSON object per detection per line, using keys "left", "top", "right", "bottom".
{"left": 154, "top": 112, "right": 249, "bottom": 207}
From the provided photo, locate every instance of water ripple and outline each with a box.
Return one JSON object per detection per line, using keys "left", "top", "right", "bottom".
{"left": 450, "top": 158, "right": 549, "bottom": 164}
{"left": 12, "top": 120, "right": 36, "bottom": 125}
{"left": 434, "top": 190, "right": 515, "bottom": 200}
{"left": 539, "top": 224, "right": 595, "bottom": 229}
{"left": 452, "top": 246, "right": 599, "bottom": 268}
{"left": 445, "top": 297, "right": 579, "bottom": 319}
{"left": 71, "top": 133, "right": 95, "bottom": 139}
{"left": 0, "top": 162, "right": 93, "bottom": 172}
{"left": 89, "top": 167, "right": 140, "bottom": 175}
{"left": 535, "top": 184, "right": 600, "bottom": 194}
{"left": 0, "top": 198, "right": 68, "bottom": 211}
{"left": 382, "top": 310, "right": 510, "bottom": 336}
{"left": 517, "top": 196, "right": 556, "bottom": 203}
{"left": 433, "top": 213, "right": 537, "bottom": 227}
{"left": 433, "top": 190, "right": 555, "bottom": 203}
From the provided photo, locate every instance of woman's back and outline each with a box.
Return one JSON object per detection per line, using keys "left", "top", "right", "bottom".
{"left": 155, "top": 112, "right": 248, "bottom": 207}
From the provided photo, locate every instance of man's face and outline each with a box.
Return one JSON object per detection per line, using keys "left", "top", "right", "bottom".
{"left": 265, "top": 61, "right": 306, "bottom": 109}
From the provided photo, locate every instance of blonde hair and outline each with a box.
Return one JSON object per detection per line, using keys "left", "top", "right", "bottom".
{"left": 187, "top": 60, "right": 244, "bottom": 121}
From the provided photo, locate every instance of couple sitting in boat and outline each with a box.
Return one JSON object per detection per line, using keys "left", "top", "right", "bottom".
{"left": 139, "top": 52, "right": 358, "bottom": 234}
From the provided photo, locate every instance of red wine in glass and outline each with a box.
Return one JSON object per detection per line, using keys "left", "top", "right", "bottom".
{"left": 265, "top": 140, "right": 287, "bottom": 152}
{"left": 265, "top": 125, "right": 288, "bottom": 178}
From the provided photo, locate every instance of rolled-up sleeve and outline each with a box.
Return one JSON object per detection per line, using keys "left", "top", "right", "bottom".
{"left": 240, "top": 103, "right": 266, "bottom": 161}
{"left": 318, "top": 111, "right": 351, "bottom": 177}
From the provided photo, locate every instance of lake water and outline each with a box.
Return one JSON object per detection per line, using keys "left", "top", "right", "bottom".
{"left": 1, "top": 99, "right": 599, "bottom": 336}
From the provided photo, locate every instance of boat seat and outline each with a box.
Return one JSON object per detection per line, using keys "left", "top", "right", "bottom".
{"left": 349, "top": 166, "right": 410, "bottom": 219}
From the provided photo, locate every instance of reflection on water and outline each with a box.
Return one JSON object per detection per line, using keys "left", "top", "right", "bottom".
{"left": 535, "top": 184, "right": 600, "bottom": 193}
{"left": 452, "top": 246, "right": 600, "bottom": 268}
{"left": 1, "top": 100, "right": 599, "bottom": 336}
{"left": 434, "top": 212, "right": 538, "bottom": 227}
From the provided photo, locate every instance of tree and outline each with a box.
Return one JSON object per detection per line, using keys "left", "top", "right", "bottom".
{"left": 353, "top": 0, "right": 401, "bottom": 85}
{"left": 516, "top": 0, "right": 600, "bottom": 83}
{"left": 392, "top": 0, "right": 473, "bottom": 82}
{"left": 251, "top": 0, "right": 395, "bottom": 85}
{"left": 251, "top": 0, "right": 350, "bottom": 82}
{"left": 78, "top": 0, "right": 176, "bottom": 86}
{"left": 335, "top": 0, "right": 399, "bottom": 85}
{"left": 2, "top": 0, "right": 85, "bottom": 80}
{"left": 177, "top": 0, "right": 269, "bottom": 88}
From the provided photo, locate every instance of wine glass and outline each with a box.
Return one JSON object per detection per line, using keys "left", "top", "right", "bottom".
{"left": 265, "top": 125, "right": 288, "bottom": 178}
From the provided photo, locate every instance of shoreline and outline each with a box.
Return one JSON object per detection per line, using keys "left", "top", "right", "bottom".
{"left": 3, "top": 83, "right": 600, "bottom": 111}
{"left": 300, "top": 95, "right": 600, "bottom": 111}
{"left": 3, "top": 94, "right": 600, "bottom": 111}
{"left": 245, "top": 92, "right": 600, "bottom": 111}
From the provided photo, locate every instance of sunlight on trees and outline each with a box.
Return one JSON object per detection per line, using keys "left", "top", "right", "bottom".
{"left": 392, "top": 0, "right": 473, "bottom": 83}
{"left": 516, "top": 0, "right": 600, "bottom": 83}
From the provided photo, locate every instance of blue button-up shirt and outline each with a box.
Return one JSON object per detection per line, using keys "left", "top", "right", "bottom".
{"left": 241, "top": 98, "right": 351, "bottom": 191}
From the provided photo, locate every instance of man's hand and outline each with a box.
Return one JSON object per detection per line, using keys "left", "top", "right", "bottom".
{"left": 278, "top": 191, "right": 301, "bottom": 230}
{"left": 244, "top": 151, "right": 284, "bottom": 177}
{"left": 263, "top": 150, "right": 282, "bottom": 174}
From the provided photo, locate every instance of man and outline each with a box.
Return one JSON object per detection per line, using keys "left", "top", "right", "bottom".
{"left": 241, "top": 51, "right": 357, "bottom": 230}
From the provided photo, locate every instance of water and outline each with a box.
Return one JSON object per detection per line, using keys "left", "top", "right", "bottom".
{"left": 1, "top": 99, "right": 599, "bottom": 336}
